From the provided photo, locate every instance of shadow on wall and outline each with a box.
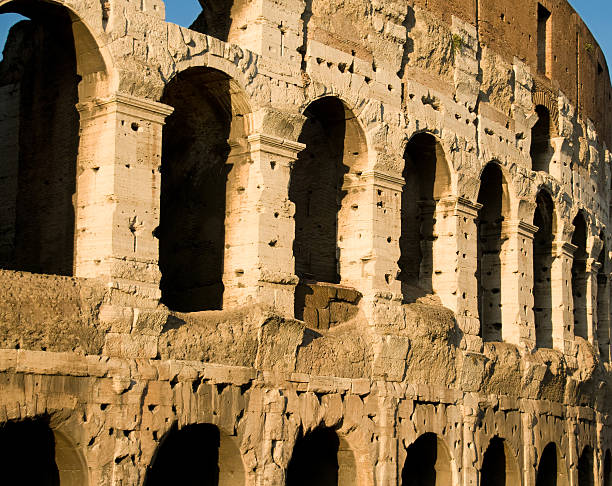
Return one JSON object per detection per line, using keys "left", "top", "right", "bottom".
{"left": 0, "top": 6, "right": 79, "bottom": 276}
{"left": 159, "top": 67, "right": 235, "bottom": 312}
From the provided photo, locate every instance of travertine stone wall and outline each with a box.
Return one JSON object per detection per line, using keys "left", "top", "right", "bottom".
{"left": 0, "top": 0, "right": 612, "bottom": 484}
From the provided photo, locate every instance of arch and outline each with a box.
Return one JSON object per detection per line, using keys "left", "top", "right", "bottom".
{"left": 477, "top": 162, "right": 510, "bottom": 342}
{"left": 0, "top": 2, "right": 89, "bottom": 276}
{"left": 571, "top": 211, "right": 588, "bottom": 340}
{"left": 0, "top": 0, "right": 112, "bottom": 98}
{"left": 597, "top": 230, "right": 610, "bottom": 360}
{"left": 399, "top": 132, "right": 452, "bottom": 300}
{"left": 531, "top": 105, "right": 556, "bottom": 173}
{"left": 291, "top": 96, "right": 367, "bottom": 322}
{"left": 0, "top": 416, "right": 87, "bottom": 485}
{"left": 144, "top": 422, "right": 244, "bottom": 486}
{"left": 401, "top": 433, "right": 453, "bottom": 486}
{"left": 604, "top": 449, "right": 612, "bottom": 486}
{"left": 480, "top": 436, "right": 521, "bottom": 486}
{"left": 533, "top": 189, "right": 555, "bottom": 348}
{"left": 158, "top": 66, "right": 251, "bottom": 312}
{"left": 536, "top": 442, "right": 569, "bottom": 486}
{"left": 53, "top": 429, "right": 89, "bottom": 486}
{"left": 578, "top": 446, "right": 594, "bottom": 486}
{"left": 286, "top": 426, "right": 357, "bottom": 486}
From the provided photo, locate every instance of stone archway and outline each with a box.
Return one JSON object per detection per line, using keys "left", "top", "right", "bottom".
{"left": 144, "top": 423, "right": 244, "bottom": 486}
{"left": 0, "top": 0, "right": 111, "bottom": 278}
{"left": 158, "top": 66, "right": 251, "bottom": 312}
{"left": 401, "top": 433, "right": 453, "bottom": 486}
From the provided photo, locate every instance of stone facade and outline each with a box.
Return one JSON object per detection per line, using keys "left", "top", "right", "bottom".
{"left": 0, "top": 0, "right": 611, "bottom": 484}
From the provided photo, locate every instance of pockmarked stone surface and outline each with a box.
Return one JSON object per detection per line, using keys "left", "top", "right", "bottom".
{"left": 0, "top": 0, "right": 611, "bottom": 484}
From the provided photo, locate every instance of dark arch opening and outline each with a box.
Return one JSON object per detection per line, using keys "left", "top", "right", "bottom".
{"left": 399, "top": 132, "right": 451, "bottom": 301}
{"left": 604, "top": 449, "right": 612, "bottom": 486}
{"left": 531, "top": 105, "right": 555, "bottom": 173}
{"left": 0, "top": 2, "right": 80, "bottom": 275}
{"left": 480, "top": 437, "right": 519, "bottom": 486}
{"left": 287, "top": 427, "right": 356, "bottom": 486}
{"left": 477, "top": 163, "right": 508, "bottom": 342}
{"left": 144, "top": 422, "right": 243, "bottom": 486}
{"left": 291, "top": 96, "right": 367, "bottom": 327}
{"left": 291, "top": 97, "right": 349, "bottom": 286}
{"left": 536, "top": 443, "right": 559, "bottom": 486}
{"left": 0, "top": 417, "right": 60, "bottom": 485}
{"left": 597, "top": 232, "right": 609, "bottom": 360}
{"left": 159, "top": 67, "right": 247, "bottom": 312}
{"left": 401, "top": 433, "right": 452, "bottom": 486}
{"left": 533, "top": 190, "right": 555, "bottom": 348}
{"left": 578, "top": 446, "right": 594, "bottom": 486}
{"left": 571, "top": 211, "right": 588, "bottom": 339}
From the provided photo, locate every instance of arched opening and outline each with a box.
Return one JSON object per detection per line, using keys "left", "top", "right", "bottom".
{"left": 531, "top": 105, "right": 555, "bottom": 173}
{"left": 480, "top": 437, "right": 520, "bottom": 486}
{"left": 286, "top": 427, "right": 356, "bottom": 486}
{"left": 477, "top": 163, "right": 509, "bottom": 342}
{"left": 401, "top": 433, "right": 452, "bottom": 486}
{"left": 0, "top": 0, "right": 109, "bottom": 278}
{"left": 571, "top": 211, "right": 588, "bottom": 340}
{"left": 578, "top": 446, "right": 594, "bottom": 486}
{"left": 604, "top": 449, "right": 612, "bottom": 486}
{"left": 399, "top": 132, "right": 452, "bottom": 300}
{"left": 189, "top": 0, "right": 252, "bottom": 46}
{"left": 0, "top": 417, "right": 84, "bottom": 485}
{"left": 144, "top": 423, "right": 244, "bottom": 486}
{"left": 159, "top": 67, "right": 250, "bottom": 312}
{"left": 536, "top": 443, "right": 568, "bottom": 486}
{"left": 0, "top": 3, "right": 80, "bottom": 275}
{"left": 291, "top": 97, "right": 366, "bottom": 327}
{"left": 597, "top": 232, "right": 610, "bottom": 360}
{"left": 533, "top": 190, "right": 555, "bottom": 348}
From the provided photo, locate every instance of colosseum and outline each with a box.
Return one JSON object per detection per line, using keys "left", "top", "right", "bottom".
{"left": 0, "top": 0, "right": 611, "bottom": 484}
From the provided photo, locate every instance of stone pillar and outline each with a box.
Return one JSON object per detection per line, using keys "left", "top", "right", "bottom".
{"left": 75, "top": 93, "right": 173, "bottom": 302}
{"left": 551, "top": 241, "right": 576, "bottom": 354}
{"left": 586, "top": 258, "right": 602, "bottom": 346}
{"left": 343, "top": 169, "right": 404, "bottom": 301}
{"left": 433, "top": 197, "right": 482, "bottom": 352}
{"left": 499, "top": 220, "right": 538, "bottom": 349}
{"left": 222, "top": 132, "right": 305, "bottom": 315}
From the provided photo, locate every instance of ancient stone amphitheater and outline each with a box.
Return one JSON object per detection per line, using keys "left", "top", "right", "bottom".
{"left": 0, "top": 0, "right": 611, "bottom": 484}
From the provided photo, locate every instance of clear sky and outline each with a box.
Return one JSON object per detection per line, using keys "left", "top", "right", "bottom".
{"left": 0, "top": 1, "right": 611, "bottom": 67}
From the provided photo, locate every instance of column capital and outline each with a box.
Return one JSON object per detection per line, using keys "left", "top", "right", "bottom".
{"left": 553, "top": 241, "right": 577, "bottom": 258}
{"left": 502, "top": 220, "right": 539, "bottom": 239}
{"left": 77, "top": 92, "right": 174, "bottom": 123}
{"left": 360, "top": 169, "right": 405, "bottom": 190}
{"left": 247, "top": 133, "right": 305, "bottom": 159}
{"left": 454, "top": 197, "right": 482, "bottom": 218}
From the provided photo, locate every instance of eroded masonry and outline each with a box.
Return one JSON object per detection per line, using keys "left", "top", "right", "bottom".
{"left": 0, "top": 0, "right": 611, "bottom": 484}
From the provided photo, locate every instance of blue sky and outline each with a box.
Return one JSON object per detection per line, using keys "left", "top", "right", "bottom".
{"left": 0, "top": 1, "right": 611, "bottom": 67}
